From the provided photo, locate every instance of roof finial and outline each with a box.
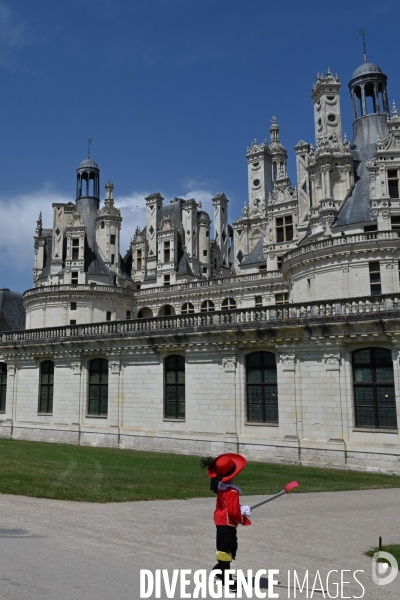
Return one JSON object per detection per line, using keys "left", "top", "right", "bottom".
{"left": 359, "top": 29, "right": 367, "bottom": 62}
{"left": 87, "top": 137, "right": 92, "bottom": 159}
{"left": 393, "top": 100, "right": 398, "bottom": 117}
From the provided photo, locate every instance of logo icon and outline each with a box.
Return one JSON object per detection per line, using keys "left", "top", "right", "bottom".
{"left": 372, "top": 551, "right": 398, "bottom": 586}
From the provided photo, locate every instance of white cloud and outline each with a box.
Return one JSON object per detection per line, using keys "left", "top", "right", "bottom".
{"left": 0, "top": 4, "right": 28, "bottom": 68}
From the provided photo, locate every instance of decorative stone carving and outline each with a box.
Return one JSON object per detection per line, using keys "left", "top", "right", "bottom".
{"left": 71, "top": 362, "right": 81, "bottom": 375}
{"left": 222, "top": 357, "right": 236, "bottom": 372}
{"left": 7, "top": 364, "right": 16, "bottom": 376}
{"left": 109, "top": 360, "right": 121, "bottom": 374}
{"left": 323, "top": 353, "right": 341, "bottom": 370}
{"left": 281, "top": 354, "right": 295, "bottom": 370}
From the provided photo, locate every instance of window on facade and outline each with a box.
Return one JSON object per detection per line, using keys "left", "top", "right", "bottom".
{"left": 0, "top": 363, "right": 6, "bottom": 412}
{"left": 88, "top": 359, "right": 108, "bottom": 416}
{"left": 369, "top": 262, "right": 381, "bottom": 295}
{"left": 246, "top": 352, "right": 278, "bottom": 423}
{"left": 391, "top": 216, "right": 400, "bottom": 230}
{"left": 111, "top": 254, "right": 115, "bottom": 265}
{"left": 259, "top": 264, "right": 267, "bottom": 272}
{"left": 70, "top": 319, "right": 76, "bottom": 325}
{"left": 273, "top": 162, "right": 278, "bottom": 181}
{"left": 276, "top": 216, "right": 293, "bottom": 243}
{"left": 200, "top": 300, "right": 215, "bottom": 312}
{"left": 202, "top": 267, "right": 208, "bottom": 274}
{"left": 110, "top": 234, "right": 116, "bottom": 245}
{"left": 164, "top": 241, "right": 170, "bottom": 263}
{"left": 203, "top": 250, "right": 208, "bottom": 256}
{"left": 71, "top": 272, "right": 78, "bottom": 285}
{"left": 72, "top": 238, "right": 79, "bottom": 260}
{"left": 106, "top": 311, "right": 112, "bottom": 321}
{"left": 137, "top": 249, "right": 142, "bottom": 270}
{"left": 39, "top": 360, "right": 54, "bottom": 414}
{"left": 206, "top": 230, "right": 209, "bottom": 238}
{"left": 275, "top": 293, "right": 289, "bottom": 304}
{"left": 364, "top": 224, "right": 377, "bottom": 232}
{"left": 277, "top": 256, "right": 283, "bottom": 270}
{"left": 353, "top": 348, "right": 397, "bottom": 429}
{"left": 388, "top": 170, "right": 399, "bottom": 199}
{"left": 71, "top": 302, "right": 76, "bottom": 310}
{"left": 181, "top": 302, "right": 195, "bottom": 314}
{"left": 221, "top": 298, "right": 236, "bottom": 310}
{"left": 164, "top": 355, "right": 185, "bottom": 419}
{"left": 164, "top": 274, "right": 170, "bottom": 286}
{"left": 126, "top": 310, "right": 131, "bottom": 320}
{"left": 255, "top": 295, "right": 262, "bottom": 307}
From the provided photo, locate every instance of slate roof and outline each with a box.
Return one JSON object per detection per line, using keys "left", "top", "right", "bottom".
{"left": 333, "top": 115, "right": 389, "bottom": 229}
{"left": 0, "top": 289, "right": 25, "bottom": 331}
{"left": 240, "top": 236, "right": 265, "bottom": 266}
{"left": 177, "top": 252, "right": 195, "bottom": 277}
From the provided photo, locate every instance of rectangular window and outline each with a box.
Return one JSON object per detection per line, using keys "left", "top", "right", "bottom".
{"left": 0, "top": 363, "right": 7, "bottom": 412}
{"left": 106, "top": 311, "right": 112, "bottom": 321}
{"left": 259, "top": 264, "right": 267, "bottom": 272}
{"left": 164, "top": 355, "right": 185, "bottom": 419}
{"left": 206, "top": 231, "right": 209, "bottom": 237}
{"left": 275, "top": 293, "right": 289, "bottom": 304}
{"left": 111, "top": 254, "right": 115, "bottom": 265}
{"left": 164, "top": 241, "right": 170, "bottom": 263}
{"left": 388, "top": 169, "right": 399, "bottom": 199}
{"left": 353, "top": 348, "right": 397, "bottom": 429}
{"left": 70, "top": 319, "right": 76, "bottom": 325}
{"left": 391, "top": 216, "right": 400, "bottom": 230}
{"left": 71, "top": 272, "right": 78, "bottom": 285}
{"left": 364, "top": 224, "right": 377, "bottom": 232}
{"left": 39, "top": 361, "right": 54, "bottom": 414}
{"left": 110, "top": 234, "right": 116, "bottom": 245}
{"left": 137, "top": 249, "right": 142, "bottom": 270}
{"left": 126, "top": 310, "right": 131, "bottom": 320}
{"left": 203, "top": 250, "right": 208, "bottom": 256}
{"left": 70, "top": 302, "right": 76, "bottom": 310}
{"left": 255, "top": 295, "right": 262, "bottom": 307}
{"left": 369, "top": 261, "right": 381, "bottom": 296}
{"left": 202, "top": 267, "right": 207, "bottom": 274}
{"left": 72, "top": 238, "right": 79, "bottom": 260}
{"left": 164, "top": 274, "right": 170, "bottom": 286}
{"left": 88, "top": 358, "right": 108, "bottom": 416}
{"left": 277, "top": 256, "right": 283, "bottom": 270}
{"left": 247, "top": 352, "right": 278, "bottom": 424}
{"left": 276, "top": 215, "right": 293, "bottom": 243}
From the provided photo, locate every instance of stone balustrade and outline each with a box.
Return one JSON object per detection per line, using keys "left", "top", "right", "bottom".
{"left": 282, "top": 230, "right": 400, "bottom": 264}
{"left": 3, "top": 293, "right": 400, "bottom": 343}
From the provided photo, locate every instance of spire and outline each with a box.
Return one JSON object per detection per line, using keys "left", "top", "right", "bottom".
{"left": 105, "top": 180, "right": 115, "bottom": 207}
{"left": 359, "top": 29, "right": 367, "bottom": 62}
{"left": 269, "top": 116, "right": 279, "bottom": 144}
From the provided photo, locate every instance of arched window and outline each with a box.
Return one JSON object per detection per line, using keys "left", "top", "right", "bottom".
{"left": 221, "top": 298, "right": 236, "bottom": 311}
{"left": 88, "top": 359, "right": 108, "bottom": 416}
{"left": 164, "top": 355, "right": 185, "bottom": 419}
{"left": 0, "top": 363, "right": 7, "bottom": 412}
{"left": 246, "top": 352, "right": 278, "bottom": 423}
{"left": 39, "top": 360, "right": 54, "bottom": 414}
{"left": 138, "top": 307, "right": 153, "bottom": 319}
{"left": 181, "top": 302, "right": 195, "bottom": 314}
{"left": 353, "top": 348, "right": 397, "bottom": 429}
{"left": 200, "top": 300, "right": 215, "bottom": 313}
{"left": 158, "top": 304, "right": 175, "bottom": 317}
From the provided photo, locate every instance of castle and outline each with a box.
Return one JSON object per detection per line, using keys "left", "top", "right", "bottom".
{"left": 1, "top": 55, "right": 400, "bottom": 473}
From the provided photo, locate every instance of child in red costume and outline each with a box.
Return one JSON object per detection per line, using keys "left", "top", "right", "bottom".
{"left": 201, "top": 453, "right": 251, "bottom": 590}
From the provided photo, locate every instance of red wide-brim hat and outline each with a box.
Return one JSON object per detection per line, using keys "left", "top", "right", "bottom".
{"left": 207, "top": 453, "right": 247, "bottom": 482}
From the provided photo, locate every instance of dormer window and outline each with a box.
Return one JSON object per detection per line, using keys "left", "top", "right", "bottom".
{"left": 164, "top": 241, "right": 170, "bottom": 263}
{"left": 388, "top": 170, "right": 399, "bottom": 198}
{"left": 276, "top": 215, "right": 293, "bottom": 243}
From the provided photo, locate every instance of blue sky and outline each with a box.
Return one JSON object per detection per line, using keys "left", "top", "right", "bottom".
{"left": 1, "top": 0, "right": 399, "bottom": 292}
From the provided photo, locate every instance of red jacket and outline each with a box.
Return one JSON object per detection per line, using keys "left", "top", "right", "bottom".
{"left": 214, "top": 484, "right": 251, "bottom": 527}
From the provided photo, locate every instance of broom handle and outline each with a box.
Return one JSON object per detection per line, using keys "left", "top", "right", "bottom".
{"left": 250, "top": 490, "right": 285, "bottom": 510}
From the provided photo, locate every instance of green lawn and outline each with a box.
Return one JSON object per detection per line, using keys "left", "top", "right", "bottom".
{"left": 0, "top": 439, "right": 399, "bottom": 502}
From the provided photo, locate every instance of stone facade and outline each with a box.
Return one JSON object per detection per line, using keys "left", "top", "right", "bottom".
{"left": 1, "top": 56, "right": 400, "bottom": 473}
